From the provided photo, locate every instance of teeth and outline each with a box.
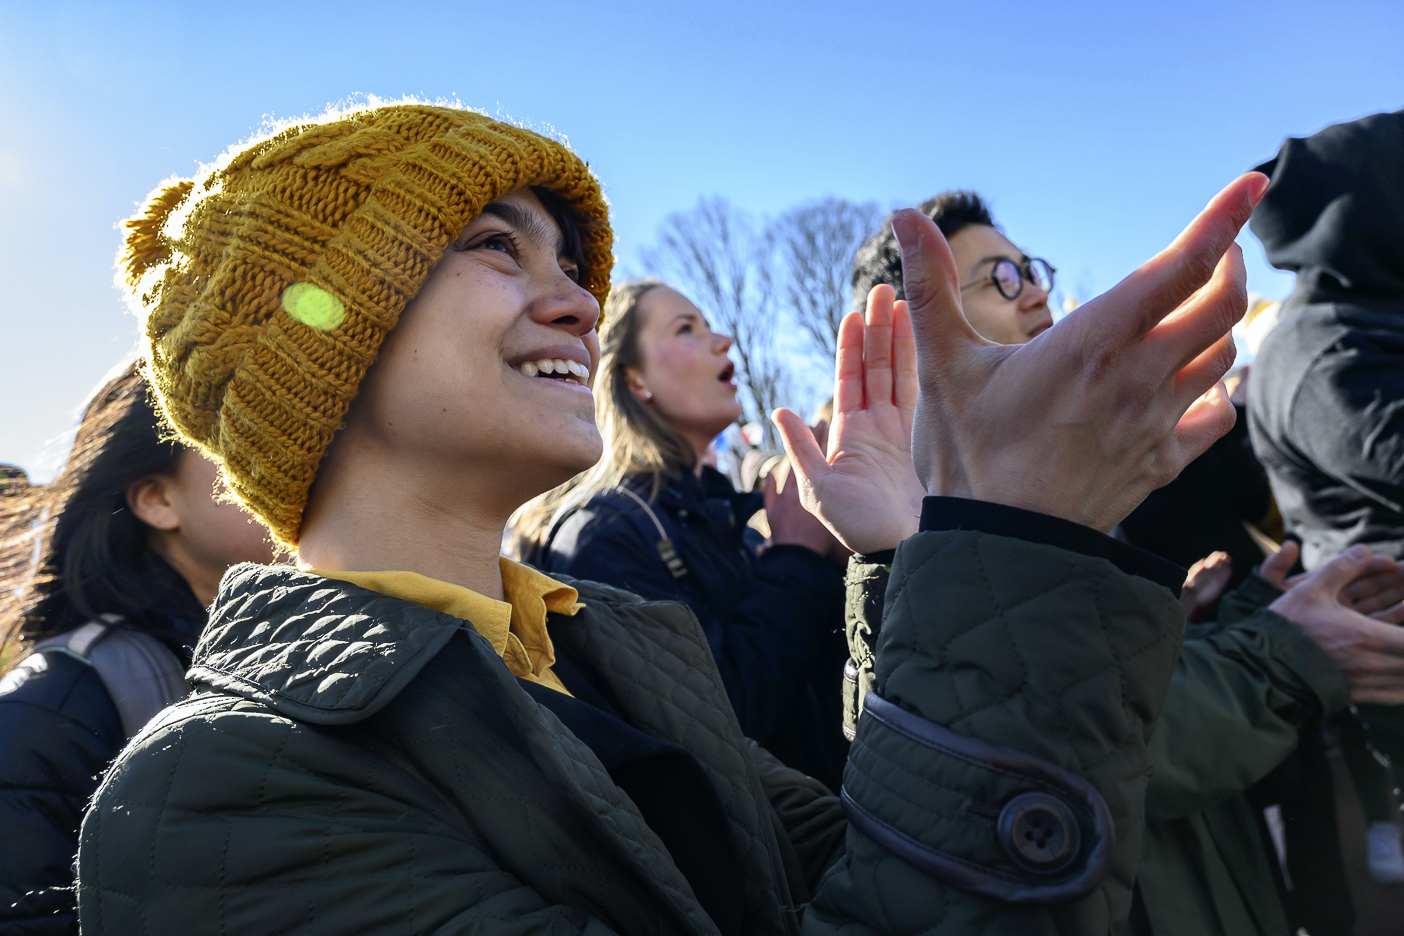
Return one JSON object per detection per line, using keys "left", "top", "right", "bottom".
{"left": 516, "top": 358, "right": 590, "bottom": 385}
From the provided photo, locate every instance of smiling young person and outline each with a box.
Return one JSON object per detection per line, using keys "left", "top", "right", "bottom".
{"left": 517, "top": 279, "right": 850, "bottom": 789}
{"left": 78, "top": 101, "right": 1273, "bottom": 936}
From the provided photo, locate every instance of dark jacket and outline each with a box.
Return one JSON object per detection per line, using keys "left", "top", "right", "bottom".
{"left": 844, "top": 528, "right": 1348, "bottom": 936}
{"left": 0, "top": 561, "right": 203, "bottom": 936}
{"left": 78, "top": 500, "right": 1186, "bottom": 935}
{"left": 1130, "top": 574, "right": 1350, "bottom": 936}
{"left": 1248, "top": 109, "right": 1404, "bottom": 571}
{"left": 538, "top": 468, "right": 849, "bottom": 788}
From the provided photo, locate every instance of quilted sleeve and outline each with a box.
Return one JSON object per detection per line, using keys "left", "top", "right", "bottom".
{"left": 804, "top": 528, "right": 1184, "bottom": 936}
{"left": 1145, "top": 607, "right": 1349, "bottom": 819}
{"left": 76, "top": 696, "right": 620, "bottom": 936}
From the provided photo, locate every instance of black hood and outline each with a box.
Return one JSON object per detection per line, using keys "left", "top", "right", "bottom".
{"left": 1249, "top": 109, "right": 1404, "bottom": 298}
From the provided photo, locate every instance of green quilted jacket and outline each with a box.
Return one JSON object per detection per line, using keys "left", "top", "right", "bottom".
{"left": 77, "top": 527, "right": 1184, "bottom": 935}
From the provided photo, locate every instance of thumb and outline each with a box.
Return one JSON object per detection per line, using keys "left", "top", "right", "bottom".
{"left": 1260, "top": 540, "right": 1300, "bottom": 587}
{"left": 1301, "top": 544, "right": 1373, "bottom": 597}
{"left": 773, "top": 408, "right": 828, "bottom": 492}
{"left": 890, "top": 209, "right": 987, "bottom": 364}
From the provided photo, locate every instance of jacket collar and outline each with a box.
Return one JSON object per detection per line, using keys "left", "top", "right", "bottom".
{"left": 189, "top": 563, "right": 466, "bottom": 725}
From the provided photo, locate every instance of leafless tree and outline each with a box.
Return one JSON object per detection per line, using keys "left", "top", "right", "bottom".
{"left": 769, "top": 198, "right": 886, "bottom": 360}
{"left": 641, "top": 197, "right": 786, "bottom": 443}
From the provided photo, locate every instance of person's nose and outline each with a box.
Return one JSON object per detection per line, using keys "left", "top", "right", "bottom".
{"left": 714, "top": 332, "right": 734, "bottom": 355}
{"left": 1018, "top": 278, "right": 1050, "bottom": 314}
{"left": 530, "top": 277, "right": 600, "bottom": 338}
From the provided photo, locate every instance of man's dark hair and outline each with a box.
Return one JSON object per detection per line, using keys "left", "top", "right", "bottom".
{"left": 850, "top": 190, "right": 995, "bottom": 308}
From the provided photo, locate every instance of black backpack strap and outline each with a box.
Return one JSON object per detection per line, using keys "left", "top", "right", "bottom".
{"left": 612, "top": 486, "right": 690, "bottom": 580}
{"left": 31, "top": 616, "right": 189, "bottom": 738}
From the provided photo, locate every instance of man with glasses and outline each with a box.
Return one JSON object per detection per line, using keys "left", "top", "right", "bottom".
{"left": 851, "top": 190, "right": 1055, "bottom": 344}
{"left": 850, "top": 194, "right": 1396, "bottom": 936}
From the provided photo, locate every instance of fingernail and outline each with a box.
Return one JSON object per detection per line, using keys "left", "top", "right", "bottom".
{"left": 891, "top": 210, "right": 918, "bottom": 254}
{"left": 1247, "top": 172, "right": 1270, "bottom": 204}
{"left": 1349, "top": 544, "right": 1370, "bottom": 561}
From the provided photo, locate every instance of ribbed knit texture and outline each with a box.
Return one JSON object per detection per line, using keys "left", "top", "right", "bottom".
{"left": 120, "top": 103, "right": 613, "bottom": 546}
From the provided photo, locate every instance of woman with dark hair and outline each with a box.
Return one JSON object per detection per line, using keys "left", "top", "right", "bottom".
{"left": 0, "top": 361, "right": 274, "bottom": 935}
{"left": 514, "top": 279, "right": 853, "bottom": 788}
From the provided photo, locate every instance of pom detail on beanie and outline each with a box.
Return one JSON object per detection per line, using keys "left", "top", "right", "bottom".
{"left": 120, "top": 102, "right": 613, "bottom": 546}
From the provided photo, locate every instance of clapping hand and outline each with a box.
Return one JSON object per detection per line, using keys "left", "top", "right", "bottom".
{"left": 1264, "top": 541, "right": 1404, "bottom": 704}
{"left": 775, "top": 173, "right": 1269, "bottom": 552}
{"left": 772, "top": 287, "right": 925, "bottom": 555}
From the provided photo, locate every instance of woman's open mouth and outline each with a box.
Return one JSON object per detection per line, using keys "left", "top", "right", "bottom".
{"left": 718, "top": 362, "right": 736, "bottom": 384}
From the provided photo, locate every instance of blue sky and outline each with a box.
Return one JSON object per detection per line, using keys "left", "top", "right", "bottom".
{"left": 3, "top": 0, "right": 1401, "bottom": 479}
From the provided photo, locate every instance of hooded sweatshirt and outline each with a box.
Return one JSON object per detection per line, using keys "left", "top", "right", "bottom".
{"left": 1247, "top": 109, "right": 1404, "bottom": 570}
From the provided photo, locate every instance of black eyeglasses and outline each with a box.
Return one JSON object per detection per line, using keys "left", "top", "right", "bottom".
{"left": 959, "top": 257, "right": 1055, "bottom": 301}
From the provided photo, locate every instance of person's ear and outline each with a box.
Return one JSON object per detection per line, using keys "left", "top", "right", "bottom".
{"left": 622, "top": 366, "right": 653, "bottom": 402}
{"left": 126, "top": 476, "right": 181, "bottom": 532}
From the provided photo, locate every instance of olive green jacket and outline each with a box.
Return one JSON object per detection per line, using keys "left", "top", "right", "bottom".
{"left": 1132, "top": 575, "right": 1350, "bottom": 936}
{"left": 78, "top": 528, "right": 1183, "bottom": 935}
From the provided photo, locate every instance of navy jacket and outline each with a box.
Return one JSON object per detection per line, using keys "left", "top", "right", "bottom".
{"left": 538, "top": 467, "right": 849, "bottom": 789}
{"left": 0, "top": 581, "right": 201, "bottom": 936}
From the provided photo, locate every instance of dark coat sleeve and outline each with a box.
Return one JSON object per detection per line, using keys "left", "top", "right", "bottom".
{"left": 543, "top": 507, "right": 843, "bottom": 741}
{"left": 0, "top": 653, "right": 122, "bottom": 936}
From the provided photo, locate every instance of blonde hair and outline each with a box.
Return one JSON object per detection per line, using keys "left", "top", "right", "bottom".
{"left": 509, "top": 279, "right": 695, "bottom": 559}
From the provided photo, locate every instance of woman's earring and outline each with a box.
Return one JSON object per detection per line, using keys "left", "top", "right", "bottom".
{"left": 642, "top": 390, "right": 654, "bottom": 401}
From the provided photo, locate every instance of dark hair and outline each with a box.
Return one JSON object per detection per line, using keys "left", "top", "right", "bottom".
{"left": 0, "top": 362, "right": 203, "bottom": 669}
{"left": 532, "top": 186, "right": 592, "bottom": 284}
{"left": 850, "top": 190, "right": 996, "bottom": 309}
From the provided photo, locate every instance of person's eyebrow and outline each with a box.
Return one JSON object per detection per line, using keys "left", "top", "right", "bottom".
{"left": 478, "top": 200, "right": 561, "bottom": 256}
{"left": 972, "top": 253, "right": 1031, "bottom": 274}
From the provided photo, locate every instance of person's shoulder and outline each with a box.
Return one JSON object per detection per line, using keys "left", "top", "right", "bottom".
{"left": 0, "top": 649, "right": 122, "bottom": 746}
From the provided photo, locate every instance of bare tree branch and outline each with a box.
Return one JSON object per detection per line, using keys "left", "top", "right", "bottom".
{"left": 769, "top": 198, "right": 886, "bottom": 360}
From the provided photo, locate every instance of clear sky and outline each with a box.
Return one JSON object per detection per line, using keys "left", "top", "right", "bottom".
{"left": 3, "top": 0, "right": 1401, "bottom": 479}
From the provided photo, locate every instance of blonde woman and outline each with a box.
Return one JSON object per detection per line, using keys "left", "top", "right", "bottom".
{"left": 519, "top": 279, "right": 849, "bottom": 787}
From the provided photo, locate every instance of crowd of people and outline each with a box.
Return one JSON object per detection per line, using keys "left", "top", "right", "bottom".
{"left": 1, "top": 101, "right": 1402, "bottom": 936}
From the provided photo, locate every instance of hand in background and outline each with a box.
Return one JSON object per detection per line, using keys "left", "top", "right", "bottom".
{"left": 1261, "top": 540, "right": 1404, "bottom": 624}
{"left": 1267, "top": 543, "right": 1404, "bottom": 704}
{"left": 773, "top": 285, "right": 925, "bottom": 555}
{"left": 1181, "top": 551, "right": 1233, "bottom": 623}
{"left": 898, "top": 173, "right": 1268, "bottom": 532}
{"left": 764, "top": 421, "right": 845, "bottom": 557}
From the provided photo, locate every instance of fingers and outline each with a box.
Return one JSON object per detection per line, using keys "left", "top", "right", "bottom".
{"left": 1173, "top": 330, "right": 1239, "bottom": 415}
{"left": 1153, "top": 243, "right": 1248, "bottom": 378}
{"left": 889, "top": 209, "right": 987, "bottom": 369}
{"left": 1299, "top": 544, "right": 1375, "bottom": 597}
{"left": 893, "top": 300, "right": 919, "bottom": 416}
{"left": 1260, "top": 540, "right": 1300, "bottom": 588}
{"left": 863, "top": 286, "right": 895, "bottom": 408}
{"left": 834, "top": 311, "right": 866, "bottom": 415}
{"left": 1371, "top": 602, "right": 1404, "bottom": 626}
{"left": 773, "top": 407, "right": 829, "bottom": 492}
{"left": 1167, "top": 381, "right": 1237, "bottom": 471}
{"left": 1089, "top": 173, "right": 1268, "bottom": 346}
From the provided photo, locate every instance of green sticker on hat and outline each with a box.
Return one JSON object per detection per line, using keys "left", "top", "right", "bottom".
{"left": 282, "top": 282, "right": 345, "bottom": 330}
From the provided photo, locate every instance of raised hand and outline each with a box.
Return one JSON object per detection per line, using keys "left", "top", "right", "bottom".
{"left": 772, "top": 285, "right": 925, "bottom": 554}
{"left": 897, "top": 173, "right": 1270, "bottom": 532}
{"left": 1268, "top": 545, "right": 1404, "bottom": 705}
{"left": 1181, "top": 551, "right": 1233, "bottom": 623}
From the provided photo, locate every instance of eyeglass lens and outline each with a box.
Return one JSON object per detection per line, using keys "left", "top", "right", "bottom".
{"left": 992, "top": 258, "right": 1054, "bottom": 300}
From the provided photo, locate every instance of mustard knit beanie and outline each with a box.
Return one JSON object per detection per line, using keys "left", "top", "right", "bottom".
{"left": 120, "top": 102, "right": 613, "bottom": 547}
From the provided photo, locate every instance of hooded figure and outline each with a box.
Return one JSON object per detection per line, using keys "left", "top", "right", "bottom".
{"left": 1248, "top": 109, "right": 1404, "bottom": 891}
{"left": 1248, "top": 109, "right": 1404, "bottom": 570}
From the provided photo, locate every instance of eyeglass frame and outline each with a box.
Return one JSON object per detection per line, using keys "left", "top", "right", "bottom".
{"left": 958, "top": 256, "right": 1056, "bottom": 302}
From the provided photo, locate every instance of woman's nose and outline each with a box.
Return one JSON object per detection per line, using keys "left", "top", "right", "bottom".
{"left": 714, "top": 332, "right": 734, "bottom": 354}
{"left": 533, "top": 280, "right": 601, "bottom": 337}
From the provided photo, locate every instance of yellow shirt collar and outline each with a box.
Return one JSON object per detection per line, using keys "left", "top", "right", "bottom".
{"left": 310, "top": 557, "right": 582, "bottom": 696}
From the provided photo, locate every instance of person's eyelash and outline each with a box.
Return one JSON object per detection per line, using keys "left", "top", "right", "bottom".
{"left": 450, "top": 229, "right": 521, "bottom": 257}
